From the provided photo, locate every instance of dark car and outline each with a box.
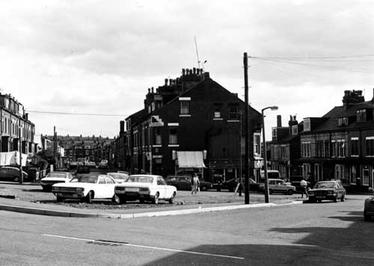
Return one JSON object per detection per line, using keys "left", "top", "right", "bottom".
{"left": 364, "top": 191, "right": 374, "bottom": 221}
{"left": 308, "top": 180, "right": 346, "bottom": 203}
{"left": 76, "top": 165, "right": 90, "bottom": 174}
{"left": 0, "top": 166, "right": 29, "bottom": 182}
{"left": 166, "top": 175, "right": 213, "bottom": 191}
{"left": 214, "top": 178, "right": 259, "bottom": 192}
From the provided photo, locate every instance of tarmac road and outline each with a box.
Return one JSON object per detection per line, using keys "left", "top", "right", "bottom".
{"left": 0, "top": 194, "right": 373, "bottom": 265}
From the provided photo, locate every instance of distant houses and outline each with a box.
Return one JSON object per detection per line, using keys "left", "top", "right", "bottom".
{"left": 269, "top": 90, "right": 374, "bottom": 192}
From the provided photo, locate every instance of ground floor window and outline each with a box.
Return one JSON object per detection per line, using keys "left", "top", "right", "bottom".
{"left": 350, "top": 165, "right": 357, "bottom": 184}
{"left": 363, "top": 168, "right": 370, "bottom": 186}
{"left": 335, "top": 164, "right": 345, "bottom": 181}
{"left": 302, "top": 163, "right": 311, "bottom": 179}
{"left": 314, "top": 164, "right": 322, "bottom": 181}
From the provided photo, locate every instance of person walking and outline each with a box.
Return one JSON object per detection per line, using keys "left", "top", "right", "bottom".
{"left": 300, "top": 178, "right": 308, "bottom": 198}
{"left": 191, "top": 173, "right": 200, "bottom": 194}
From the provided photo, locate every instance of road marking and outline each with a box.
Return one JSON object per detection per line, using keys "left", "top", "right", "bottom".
{"left": 42, "top": 233, "right": 245, "bottom": 260}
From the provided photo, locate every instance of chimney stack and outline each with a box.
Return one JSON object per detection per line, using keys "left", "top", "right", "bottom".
{"left": 182, "top": 69, "right": 185, "bottom": 76}
{"left": 165, "top": 79, "right": 168, "bottom": 86}
{"left": 120, "top": 121, "right": 125, "bottom": 134}
{"left": 277, "top": 115, "right": 282, "bottom": 127}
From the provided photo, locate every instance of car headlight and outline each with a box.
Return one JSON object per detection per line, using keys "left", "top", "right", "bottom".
{"left": 75, "top": 187, "right": 84, "bottom": 193}
{"left": 139, "top": 187, "right": 149, "bottom": 192}
{"left": 327, "top": 190, "right": 334, "bottom": 195}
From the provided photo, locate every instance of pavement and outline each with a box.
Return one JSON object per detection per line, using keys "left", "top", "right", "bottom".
{"left": 0, "top": 181, "right": 304, "bottom": 219}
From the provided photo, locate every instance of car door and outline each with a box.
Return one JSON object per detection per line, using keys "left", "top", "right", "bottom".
{"left": 94, "top": 176, "right": 106, "bottom": 199}
{"left": 157, "top": 177, "right": 167, "bottom": 198}
{"left": 103, "top": 176, "right": 116, "bottom": 198}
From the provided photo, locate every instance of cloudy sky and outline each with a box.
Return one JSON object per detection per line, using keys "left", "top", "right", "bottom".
{"left": 0, "top": 0, "right": 373, "bottom": 138}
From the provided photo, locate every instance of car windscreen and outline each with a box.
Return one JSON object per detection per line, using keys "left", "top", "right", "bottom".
{"left": 108, "top": 173, "right": 128, "bottom": 180}
{"left": 128, "top": 176, "right": 154, "bottom": 183}
{"left": 73, "top": 176, "right": 98, "bottom": 183}
{"left": 314, "top": 182, "right": 335, "bottom": 189}
{"left": 47, "top": 173, "right": 67, "bottom": 178}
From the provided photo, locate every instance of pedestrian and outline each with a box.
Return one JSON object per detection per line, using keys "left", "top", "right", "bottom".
{"left": 191, "top": 173, "right": 200, "bottom": 194}
{"left": 300, "top": 178, "right": 308, "bottom": 198}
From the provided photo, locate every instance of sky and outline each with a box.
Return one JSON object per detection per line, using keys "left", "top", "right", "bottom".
{"left": 0, "top": 0, "right": 373, "bottom": 139}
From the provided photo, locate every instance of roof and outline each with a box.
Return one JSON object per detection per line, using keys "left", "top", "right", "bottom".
{"left": 311, "top": 100, "right": 374, "bottom": 132}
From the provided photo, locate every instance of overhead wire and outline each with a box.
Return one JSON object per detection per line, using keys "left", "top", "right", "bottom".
{"left": 26, "top": 110, "right": 125, "bottom": 117}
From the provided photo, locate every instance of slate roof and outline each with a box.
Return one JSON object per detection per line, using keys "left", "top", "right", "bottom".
{"left": 312, "top": 100, "right": 374, "bottom": 132}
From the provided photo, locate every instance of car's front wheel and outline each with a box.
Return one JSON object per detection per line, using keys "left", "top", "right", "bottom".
{"left": 169, "top": 192, "right": 176, "bottom": 204}
{"left": 112, "top": 194, "right": 122, "bottom": 204}
{"left": 287, "top": 190, "right": 293, "bottom": 195}
{"left": 86, "top": 191, "right": 94, "bottom": 204}
{"left": 153, "top": 192, "right": 160, "bottom": 204}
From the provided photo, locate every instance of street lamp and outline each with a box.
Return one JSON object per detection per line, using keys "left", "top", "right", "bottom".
{"left": 262, "top": 106, "right": 278, "bottom": 203}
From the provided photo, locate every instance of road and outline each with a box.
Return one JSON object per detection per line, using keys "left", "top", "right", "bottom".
{"left": 0, "top": 195, "right": 373, "bottom": 265}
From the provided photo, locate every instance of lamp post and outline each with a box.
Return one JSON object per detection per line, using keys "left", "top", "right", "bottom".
{"left": 262, "top": 106, "right": 278, "bottom": 203}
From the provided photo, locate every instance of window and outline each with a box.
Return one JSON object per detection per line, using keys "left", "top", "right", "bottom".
{"left": 153, "top": 128, "right": 162, "bottom": 145}
{"left": 357, "top": 109, "right": 366, "bottom": 122}
{"left": 338, "top": 117, "right": 348, "bottom": 126}
{"left": 213, "top": 111, "right": 221, "bottom": 119}
{"left": 337, "top": 140, "right": 346, "bottom": 157}
{"left": 169, "top": 128, "right": 178, "bottom": 144}
{"left": 303, "top": 118, "right": 311, "bottom": 132}
{"left": 301, "top": 142, "right": 311, "bottom": 158}
{"left": 331, "top": 140, "right": 337, "bottom": 157}
{"left": 350, "top": 165, "right": 357, "bottom": 184}
{"left": 180, "top": 101, "right": 190, "bottom": 115}
{"left": 229, "top": 105, "right": 240, "bottom": 120}
{"left": 335, "top": 164, "right": 344, "bottom": 180}
{"left": 316, "top": 140, "right": 324, "bottom": 157}
{"left": 324, "top": 140, "right": 330, "bottom": 157}
{"left": 350, "top": 137, "right": 359, "bottom": 156}
{"left": 314, "top": 164, "right": 321, "bottom": 181}
{"left": 366, "top": 137, "right": 374, "bottom": 156}
{"left": 302, "top": 163, "right": 311, "bottom": 179}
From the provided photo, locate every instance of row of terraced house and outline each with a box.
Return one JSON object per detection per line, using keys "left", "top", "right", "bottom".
{"left": 269, "top": 90, "right": 374, "bottom": 192}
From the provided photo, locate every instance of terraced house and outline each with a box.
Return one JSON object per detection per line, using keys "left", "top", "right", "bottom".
{"left": 124, "top": 68, "right": 262, "bottom": 181}
{"left": 0, "top": 93, "right": 35, "bottom": 156}
{"left": 299, "top": 90, "right": 374, "bottom": 192}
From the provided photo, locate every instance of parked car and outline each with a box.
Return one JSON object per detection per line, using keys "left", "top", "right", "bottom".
{"left": 52, "top": 174, "right": 117, "bottom": 203}
{"left": 107, "top": 172, "right": 129, "bottom": 183}
{"left": 165, "top": 175, "right": 213, "bottom": 191}
{"left": 40, "top": 171, "right": 73, "bottom": 191}
{"left": 364, "top": 191, "right": 374, "bottom": 221}
{"left": 259, "top": 179, "right": 296, "bottom": 195}
{"left": 214, "top": 178, "right": 259, "bottom": 192}
{"left": 308, "top": 180, "right": 346, "bottom": 203}
{"left": 114, "top": 175, "right": 177, "bottom": 204}
{"left": 0, "top": 166, "right": 29, "bottom": 182}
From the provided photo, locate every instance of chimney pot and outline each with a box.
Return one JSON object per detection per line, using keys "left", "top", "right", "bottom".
{"left": 193, "top": 67, "right": 196, "bottom": 74}
{"left": 182, "top": 69, "right": 185, "bottom": 76}
{"left": 165, "top": 79, "right": 168, "bottom": 86}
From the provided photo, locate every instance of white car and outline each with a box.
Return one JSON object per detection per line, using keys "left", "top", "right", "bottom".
{"left": 40, "top": 171, "right": 73, "bottom": 191}
{"left": 52, "top": 174, "right": 117, "bottom": 203}
{"left": 107, "top": 172, "right": 129, "bottom": 183}
{"left": 114, "top": 175, "right": 177, "bottom": 204}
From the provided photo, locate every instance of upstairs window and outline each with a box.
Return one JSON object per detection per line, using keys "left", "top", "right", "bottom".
{"left": 350, "top": 137, "right": 359, "bottom": 156}
{"left": 229, "top": 105, "right": 240, "bottom": 120}
{"left": 153, "top": 128, "right": 162, "bottom": 145}
{"left": 338, "top": 117, "right": 348, "bottom": 127}
{"left": 180, "top": 101, "right": 190, "bottom": 115}
{"left": 357, "top": 109, "right": 366, "bottom": 122}
{"left": 169, "top": 128, "right": 178, "bottom": 145}
{"left": 303, "top": 118, "right": 311, "bottom": 132}
{"left": 366, "top": 137, "right": 374, "bottom": 156}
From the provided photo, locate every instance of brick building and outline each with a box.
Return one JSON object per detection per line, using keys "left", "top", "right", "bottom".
{"left": 269, "top": 115, "right": 302, "bottom": 180}
{"left": 124, "top": 68, "right": 262, "bottom": 181}
{"left": 299, "top": 90, "right": 374, "bottom": 191}
{"left": 0, "top": 93, "right": 35, "bottom": 155}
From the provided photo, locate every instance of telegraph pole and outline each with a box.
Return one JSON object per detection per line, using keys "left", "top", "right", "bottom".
{"left": 243, "top": 52, "right": 250, "bottom": 204}
{"left": 19, "top": 120, "right": 23, "bottom": 184}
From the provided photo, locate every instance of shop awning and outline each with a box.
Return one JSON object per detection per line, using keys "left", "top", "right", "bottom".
{"left": 177, "top": 151, "right": 206, "bottom": 168}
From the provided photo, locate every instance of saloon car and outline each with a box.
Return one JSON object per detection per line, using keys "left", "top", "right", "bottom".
{"left": 259, "top": 178, "right": 296, "bottom": 195}
{"left": 52, "top": 174, "right": 117, "bottom": 203}
{"left": 40, "top": 171, "right": 73, "bottom": 191}
{"left": 0, "top": 166, "right": 29, "bottom": 182}
{"left": 308, "top": 180, "right": 346, "bottom": 203}
{"left": 114, "top": 175, "right": 177, "bottom": 204}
